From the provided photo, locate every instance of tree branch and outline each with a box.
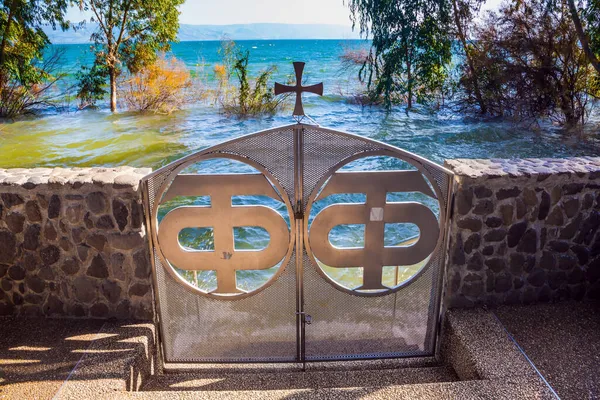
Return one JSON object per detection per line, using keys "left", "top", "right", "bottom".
{"left": 568, "top": 0, "right": 600, "bottom": 75}
{"left": 89, "top": 0, "right": 110, "bottom": 38}
{"left": 115, "top": 0, "right": 132, "bottom": 48}
{"left": 121, "top": 24, "right": 151, "bottom": 43}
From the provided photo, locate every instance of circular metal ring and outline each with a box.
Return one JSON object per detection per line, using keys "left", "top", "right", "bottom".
{"left": 303, "top": 149, "right": 446, "bottom": 297}
{"left": 151, "top": 152, "right": 296, "bottom": 300}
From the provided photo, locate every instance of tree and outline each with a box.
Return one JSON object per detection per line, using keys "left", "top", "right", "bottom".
{"left": 75, "top": 62, "right": 107, "bottom": 109}
{"left": 0, "top": 47, "right": 67, "bottom": 117}
{"left": 451, "top": 0, "right": 487, "bottom": 113}
{"left": 568, "top": 0, "right": 600, "bottom": 74}
{"left": 465, "top": 0, "right": 599, "bottom": 126}
{"left": 0, "top": 0, "right": 71, "bottom": 117}
{"left": 347, "top": 0, "right": 453, "bottom": 109}
{"left": 76, "top": 0, "right": 184, "bottom": 111}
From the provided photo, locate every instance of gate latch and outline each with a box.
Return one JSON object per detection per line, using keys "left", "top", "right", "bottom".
{"left": 296, "top": 311, "right": 312, "bottom": 325}
{"left": 294, "top": 200, "right": 304, "bottom": 220}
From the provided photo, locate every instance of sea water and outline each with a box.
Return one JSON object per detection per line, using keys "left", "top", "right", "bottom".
{"left": 1, "top": 40, "right": 598, "bottom": 169}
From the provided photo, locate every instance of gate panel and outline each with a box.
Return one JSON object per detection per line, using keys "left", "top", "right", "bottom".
{"left": 144, "top": 126, "right": 299, "bottom": 363}
{"left": 300, "top": 126, "right": 452, "bottom": 360}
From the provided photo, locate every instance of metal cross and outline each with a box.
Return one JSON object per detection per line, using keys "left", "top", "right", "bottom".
{"left": 275, "top": 62, "right": 323, "bottom": 117}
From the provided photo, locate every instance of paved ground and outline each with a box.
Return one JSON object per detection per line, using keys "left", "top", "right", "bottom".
{"left": 0, "top": 318, "right": 154, "bottom": 400}
{"left": 0, "top": 319, "right": 106, "bottom": 399}
{"left": 495, "top": 302, "right": 600, "bottom": 400}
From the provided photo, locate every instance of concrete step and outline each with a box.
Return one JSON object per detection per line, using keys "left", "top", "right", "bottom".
{"left": 161, "top": 355, "right": 440, "bottom": 374}
{"left": 142, "top": 365, "right": 459, "bottom": 392}
{"left": 123, "top": 379, "right": 554, "bottom": 400}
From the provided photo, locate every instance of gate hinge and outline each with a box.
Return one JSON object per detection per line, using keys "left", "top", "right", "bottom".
{"left": 294, "top": 200, "right": 304, "bottom": 220}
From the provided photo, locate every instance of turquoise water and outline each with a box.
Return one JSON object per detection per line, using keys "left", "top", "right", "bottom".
{"left": 1, "top": 40, "right": 599, "bottom": 170}
{"left": 1, "top": 40, "right": 599, "bottom": 292}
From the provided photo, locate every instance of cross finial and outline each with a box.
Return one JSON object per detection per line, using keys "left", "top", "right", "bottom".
{"left": 275, "top": 62, "right": 323, "bottom": 118}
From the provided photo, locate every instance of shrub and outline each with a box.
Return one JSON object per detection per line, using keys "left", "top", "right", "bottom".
{"left": 337, "top": 47, "right": 383, "bottom": 106}
{"left": 213, "top": 62, "right": 235, "bottom": 107}
{"left": 0, "top": 49, "right": 67, "bottom": 118}
{"left": 120, "top": 56, "right": 198, "bottom": 114}
{"left": 338, "top": 45, "right": 452, "bottom": 108}
{"left": 214, "top": 40, "right": 286, "bottom": 116}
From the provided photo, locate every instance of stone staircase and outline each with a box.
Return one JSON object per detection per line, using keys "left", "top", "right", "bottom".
{"left": 0, "top": 309, "right": 559, "bottom": 399}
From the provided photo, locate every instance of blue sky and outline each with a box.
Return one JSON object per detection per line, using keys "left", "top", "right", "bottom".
{"left": 66, "top": 0, "right": 503, "bottom": 26}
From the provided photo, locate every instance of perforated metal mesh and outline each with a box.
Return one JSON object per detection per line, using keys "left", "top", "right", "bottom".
{"left": 303, "top": 250, "right": 434, "bottom": 359}
{"left": 145, "top": 127, "right": 297, "bottom": 363}
{"left": 301, "top": 127, "right": 382, "bottom": 207}
{"left": 143, "top": 124, "right": 452, "bottom": 364}
{"left": 218, "top": 127, "right": 296, "bottom": 199}
{"left": 300, "top": 127, "right": 450, "bottom": 360}
{"left": 155, "top": 248, "right": 297, "bottom": 362}
{"left": 423, "top": 163, "right": 451, "bottom": 211}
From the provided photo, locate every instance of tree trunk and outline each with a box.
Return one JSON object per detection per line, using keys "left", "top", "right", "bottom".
{"left": 561, "top": 98, "right": 577, "bottom": 127}
{"left": 406, "top": 48, "right": 413, "bottom": 109}
{"left": 109, "top": 67, "right": 117, "bottom": 112}
{"left": 452, "top": 0, "right": 486, "bottom": 113}
{"left": 568, "top": 0, "right": 600, "bottom": 75}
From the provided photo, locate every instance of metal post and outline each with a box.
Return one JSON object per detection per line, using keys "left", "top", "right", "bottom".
{"left": 293, "top": 124, "right": 305, "bottom": 366}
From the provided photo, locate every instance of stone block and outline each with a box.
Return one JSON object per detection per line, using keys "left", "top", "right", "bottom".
{"left": 0, "top": 230, "right": 16, "bottom": 263}
{"left": 86, "top": 192, "right": 108, "bottom": 214}
{"left": 87, "top": 254, "right": 109, "bottom": 279}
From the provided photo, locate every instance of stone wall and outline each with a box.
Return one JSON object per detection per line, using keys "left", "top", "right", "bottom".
{"left": 2, "top": 158, "right": 600, "bottom": 319}
{"left": 0, "top": 167, "right": 152, "bottom": 319}
{"left": 445, "top": 158, "right": 600, "bottom": 307}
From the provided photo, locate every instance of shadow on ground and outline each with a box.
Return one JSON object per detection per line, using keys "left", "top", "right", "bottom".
{"left": 0, "top": 318, "right": 154, "bottom": 399}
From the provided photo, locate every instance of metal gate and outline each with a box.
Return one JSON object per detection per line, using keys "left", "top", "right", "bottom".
{"left": 141, "top": 123, "right": 453, "bottom": 364}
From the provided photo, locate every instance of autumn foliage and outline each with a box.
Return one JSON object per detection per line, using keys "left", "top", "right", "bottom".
{"left": 120, "top": 56, "right": 196, "bottom": 114}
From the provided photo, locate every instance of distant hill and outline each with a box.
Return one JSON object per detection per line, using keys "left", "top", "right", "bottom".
{"left": 44, "top": 23, "right": 361, "bottom": 44}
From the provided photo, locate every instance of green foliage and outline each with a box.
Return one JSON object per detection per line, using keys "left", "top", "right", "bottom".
{"left": 0, "top": 0, "right": 71, "bottom": 117}
{"left": 581, "top": 0, "right": 600, "bottom": 54}
{"left": 233, "top": 51, "right": 278, "bottom": 115}
{"left": 450, "top": 0, "right": 487, "bottom": 113}
{"left": 76, "top": 0, "right": 184, "bottom": 111}
{"left": 345, "top": 0, "right": 599, "bottom": 125}
{"left": 75, "top": 63, "right": 107, "bottom": 109}
{"left": 215, "top": 41, "right": 285, "bottom": 116}
{"left": 347, "top": 0, "right": 453, "bottom": 109}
